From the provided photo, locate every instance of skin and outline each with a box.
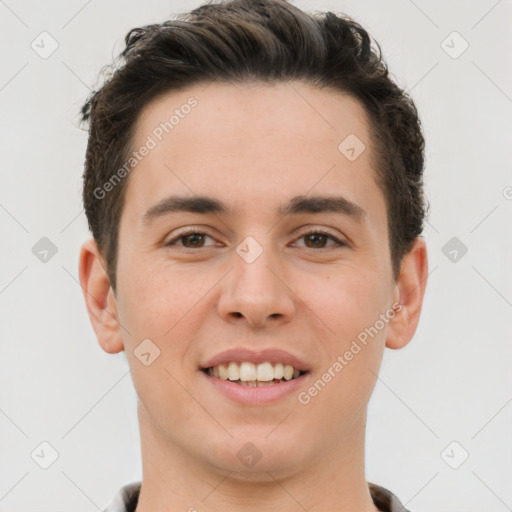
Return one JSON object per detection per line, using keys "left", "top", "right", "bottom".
{"left": 79, "top": 81, "right": 428, "bottom": 512}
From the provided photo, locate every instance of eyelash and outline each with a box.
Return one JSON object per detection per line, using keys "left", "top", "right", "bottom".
{"left": 165, "top": 228, "right": 347, "bottom": 250}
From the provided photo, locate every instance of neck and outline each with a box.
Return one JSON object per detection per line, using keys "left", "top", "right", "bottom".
{"left": 134, "top": 406, "right": 380, "bottom": 512}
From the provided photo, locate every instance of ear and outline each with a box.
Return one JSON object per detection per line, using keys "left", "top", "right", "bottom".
{"left": 78, "top": 238, "right": 124, "bottom": 354}
{"left": 386, "top": 237, "right": 428, "bottom": 350}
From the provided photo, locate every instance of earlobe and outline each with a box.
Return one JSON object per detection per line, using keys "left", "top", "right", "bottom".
{"left": 78, "top": 238, "right": 124, "bottom": 354}
{"left": 385, "top": 237, "right": 428, "bottom": 350}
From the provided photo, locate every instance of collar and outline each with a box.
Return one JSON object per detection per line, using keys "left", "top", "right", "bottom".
{"left": 103, "top": 481, "right": 411, "bottom": 512}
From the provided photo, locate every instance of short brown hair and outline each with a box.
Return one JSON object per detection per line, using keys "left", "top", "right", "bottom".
{"left": 80, "top": 0, "right": 427, "bottom": 293}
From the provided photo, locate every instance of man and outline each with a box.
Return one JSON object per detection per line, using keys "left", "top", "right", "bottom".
{"left": 78, "top": 1, "right": 428, "bottom": 510}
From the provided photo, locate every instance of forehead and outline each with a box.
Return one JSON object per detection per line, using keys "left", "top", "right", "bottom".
{"left": 124, "top": 81, "right": 383, "bottom": 225}
{"left": 133, "top": 80, "right": 372, "bottom": 159}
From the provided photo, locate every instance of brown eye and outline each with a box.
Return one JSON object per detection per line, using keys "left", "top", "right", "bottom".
{"left": 294, "top": 230, "right": 346, "bottom": 249}
{"left": 181, "top": 233, "right": 206, "bottom": 248}
{"left": 304, "top": 233, "right": 329, "bottom": 248}
{"left": 166, "top": 231, "right": 216, "bottom": 248}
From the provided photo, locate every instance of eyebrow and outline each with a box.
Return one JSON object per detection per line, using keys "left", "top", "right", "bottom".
{"left": 141, "top": 194, "right": 367, "bottom": 226}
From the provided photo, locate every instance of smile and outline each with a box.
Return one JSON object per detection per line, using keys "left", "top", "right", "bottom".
{"left": 204, "top": 361, "right": 307, "bottom": 386}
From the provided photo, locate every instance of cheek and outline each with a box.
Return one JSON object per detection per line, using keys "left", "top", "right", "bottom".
{"left": 299, "top": 319, "right": 386, "bottom": 430}
{"left": 119, "top": 270, "right": 200, "bottom": 430}
{"left": 117, "top": 259, "right": 202, "bottom": 338}
{"left": 306, "top": 266, "right": 390, "bottom": 401}
{"left": 116, "top": 267, "right": 197, "bottom": 407}
{"left": 130, "top": 361, "right": 196, "bottom": 438}
{"left": 312, "top": 265, "right": 389, "bottom": 343}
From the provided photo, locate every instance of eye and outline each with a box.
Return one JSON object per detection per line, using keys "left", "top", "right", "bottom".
{"left": 165, "top": 229, "right": 217, "bottom": 249}
{"left": 292, "top": 229, "right": 347, "bottom": 249}
{"left": 165, "top": 228, "right": 347, "bottom": 250}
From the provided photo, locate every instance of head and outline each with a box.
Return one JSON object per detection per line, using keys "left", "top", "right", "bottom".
{"left": 79, "top": 0, "right": 428, "bottom": 482}
{"left": 81, "top": 0, "right": 427, "bottom": 295}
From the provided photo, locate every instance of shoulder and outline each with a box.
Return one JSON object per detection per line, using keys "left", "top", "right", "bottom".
{"left": 368, "top": 482, "right": 412, "bottom": 512}
{"left": 103, "top": 481, "right": 141, "bottom": 512}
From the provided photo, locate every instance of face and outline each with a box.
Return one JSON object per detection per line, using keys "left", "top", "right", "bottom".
{"left": 88, "top": 81, "right": 417, "bottom": 477}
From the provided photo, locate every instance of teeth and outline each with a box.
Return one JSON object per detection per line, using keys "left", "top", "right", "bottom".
{"left": 238, "top": 380, "right": 280, "bottom": 387}
{"left": 239, "top": 362, "right": 257, "bottom": 381}
{"left": 218, "top": 363, "right": 228, "bottom": 380}
{"left": 256, "top": 362, "right": 274, "bottom": 381}
{"left": 283, "top": 364, "right": 294, "bottom": 380}
{"left": 227, "top": 362, "right": 239, "bottom": 381}
{"left": 206, "top": 361, "right": 304, "bottom": 382}
{"left": 273, "top": 363, "right": 284, "bottom": 379}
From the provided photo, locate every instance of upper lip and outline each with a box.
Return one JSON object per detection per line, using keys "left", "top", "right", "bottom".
{"left": 200, "top": 348, "right": 310, "bottom": 372}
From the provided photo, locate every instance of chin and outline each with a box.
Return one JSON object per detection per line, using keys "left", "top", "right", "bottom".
{"left": 202, "top": 431, "right": 304, "bottom": 477}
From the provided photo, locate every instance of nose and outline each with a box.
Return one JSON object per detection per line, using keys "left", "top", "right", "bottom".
{"left": 217, "top": 238, "right": 297, "bottom": 329}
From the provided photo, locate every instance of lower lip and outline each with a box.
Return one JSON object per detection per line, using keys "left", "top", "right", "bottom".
{"left": 200, "top": 370, "right": 310, "bottom": 406}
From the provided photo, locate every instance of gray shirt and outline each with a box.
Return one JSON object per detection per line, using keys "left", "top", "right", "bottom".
{"left": 103, "top": 481, "right": 412, "bottom": 511}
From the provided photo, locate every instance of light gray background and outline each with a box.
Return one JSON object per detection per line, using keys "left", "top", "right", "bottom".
{"left": 1, "top": 0, "right": 511, "bottom": 511}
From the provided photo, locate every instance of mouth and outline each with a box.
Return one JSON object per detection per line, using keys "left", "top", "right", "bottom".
{"left": 202, "top": 362, "right": 309, "bottom": 387}
{"left": 199, "top": 348, "right": 311, "bottom": 404}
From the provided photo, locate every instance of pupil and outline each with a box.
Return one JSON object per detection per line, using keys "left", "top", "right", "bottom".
{"left": 307, "top": 233, "right": 326, "bottom": 248}
{"left": 184, "top": 234, "right": 203, "bottom": 247}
